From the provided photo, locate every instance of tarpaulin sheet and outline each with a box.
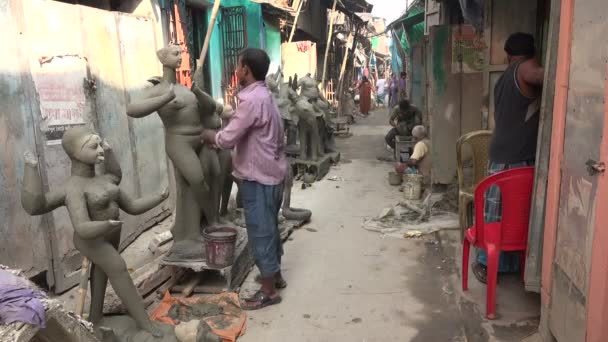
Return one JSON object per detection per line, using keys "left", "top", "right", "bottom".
{"left": 0, "top": 269, "right": 46, "bottom": 328}
{"left": 151, "top": 292, "right": 247, "bottom": 342}
{"left": 459, "top": 0, "right": 484, "bottom": 31}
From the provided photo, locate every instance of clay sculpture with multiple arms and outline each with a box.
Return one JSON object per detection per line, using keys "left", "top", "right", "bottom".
{"left": 21, "top": 127, "right": 169, "bottom": 340}
{"left": 126, "top": 44, "right": 220, "bottom": 261}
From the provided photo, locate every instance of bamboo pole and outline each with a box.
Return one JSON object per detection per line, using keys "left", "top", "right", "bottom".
{"left": 338, "top": 32, "right": 354, "bottom": 87}
{"left": 198, "top": 0, "right": 222, "bottom": 67}
{"left": 336, "top": 31, "right": 354, "bottom": 118}
{"left": 288, "top": 0, "right": 304, "bottom": 43}
{"left": 321, "top": 0, "right": 339, "bottom": 91}
{"left": 76, "top": 258, "right": 91, "bottom": 317}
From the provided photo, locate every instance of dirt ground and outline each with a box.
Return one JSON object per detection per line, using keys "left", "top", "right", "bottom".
{"left": 238, "top": 109, "right": 469, "bottom": 341}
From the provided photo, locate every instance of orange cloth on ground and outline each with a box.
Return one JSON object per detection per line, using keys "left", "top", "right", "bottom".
{"left": 151, "top": 291, "right": 247, "bottom": 342}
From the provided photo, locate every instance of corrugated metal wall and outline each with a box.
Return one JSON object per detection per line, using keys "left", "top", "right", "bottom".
{"left": 0, "top": 0, "right": 171, "bottom": 293}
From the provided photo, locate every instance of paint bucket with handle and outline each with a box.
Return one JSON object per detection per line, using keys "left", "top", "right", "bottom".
{"left": 203, "top": 226, "right": 238, "bottom": 269}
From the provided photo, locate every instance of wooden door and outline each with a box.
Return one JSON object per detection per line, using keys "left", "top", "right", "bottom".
{"left": 546, "top": 1, "right": 608, "bottom": 340}
{"left": 481, "top": 0, "right": 537, "bottom": 129}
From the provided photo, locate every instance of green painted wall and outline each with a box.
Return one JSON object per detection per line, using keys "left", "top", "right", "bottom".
{"left": 432, "top": 25, "right": 448, "bottom": 98}
{"left": 206, "top": 0, "right": 265, "bottom": 99}
{"left": 264, "top": 19, "right": 282, "bottom": 74}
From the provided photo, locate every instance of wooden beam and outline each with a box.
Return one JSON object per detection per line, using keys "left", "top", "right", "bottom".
{"left": 288, "top": 0, "right": 304, "bottom": 43}
{"left": 336, "top": 31, "right": 354, "bottom": 117}
{"left": 198, "top": 0, "right": 222, "bottom": 67}
{"left": 321, "top": 0, "right": 339, "bottom": 91}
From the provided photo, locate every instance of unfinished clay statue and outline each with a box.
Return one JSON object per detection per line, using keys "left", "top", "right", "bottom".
{"left": 215, "top": 103, "right": 236, "bottom": 217}
{"left": 291, "top": 74, "right": 324, "bottom": 160}
{"left": 126, "top": 44, "right": 220, "bottom": 261}
{"left": 267, "top": 71, "right": 298, "bottom": 147}
{"left": 281, "top": 165, "right": 312, "bottom": 222}
{"left": 299, "top": 74, "right": 337, "bottom": 155}
{"left": 21, "top": 127, "right": 171, "bottom": 340}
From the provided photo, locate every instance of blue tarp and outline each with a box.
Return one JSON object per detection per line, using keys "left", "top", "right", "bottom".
{"left": 390, "top": 38, "right": 403, "bottom": 74}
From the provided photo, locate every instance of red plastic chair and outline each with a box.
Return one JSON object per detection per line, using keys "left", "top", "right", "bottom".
{"left": 461, "top": 166, "right": 535, "bottom": 319}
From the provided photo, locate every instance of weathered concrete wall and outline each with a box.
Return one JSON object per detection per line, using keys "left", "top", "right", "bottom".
{"left": 410, "top": 44, "right": 426, "bottom": 122}
{"left": 428, "top": 25, "right": 464, "bottom": 184}
{"left": 0, "top": 0, "right": 51, "bottom": 283}
{"left": 282, "top": 42, "right": 318, "bottom": 80}
{"left": 0, "top": 0, "right": 171, "bottom": 292}
{"left": 547, "top": 0, "right": 608, "bottom": 340}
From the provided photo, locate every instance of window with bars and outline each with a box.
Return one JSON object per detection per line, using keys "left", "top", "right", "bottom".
{"left": 220, "top": 6, "right": 248, "bottom": 108}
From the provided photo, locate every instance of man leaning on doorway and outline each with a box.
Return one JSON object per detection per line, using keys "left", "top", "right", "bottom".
{"left": 472, "top": 32, "right": 545, "bottom": 284}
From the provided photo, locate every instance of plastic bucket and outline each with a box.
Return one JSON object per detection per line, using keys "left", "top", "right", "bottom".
{"left": 388, "top": 171, "right": 403, "bottom": 186}
{"left": 403, "top": 174, "right": 423, "bottom": 200}
{"left": 203, "top": 226, "right": 238, "bottom": 269}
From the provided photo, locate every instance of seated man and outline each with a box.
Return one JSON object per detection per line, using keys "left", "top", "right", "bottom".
{"left": 395, "top": 125, "right": 431, "bottom": 187}
{"left": 385, "top": 100, "right": 422, "bottom": 149}
{"left": 407, "top": 126, "right": 431, "bottom": 184}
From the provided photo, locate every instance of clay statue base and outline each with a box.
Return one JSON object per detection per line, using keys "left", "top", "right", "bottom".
{"left": 285, "top": 144, "right": 300, "bottom": 158}
{"left": 293, "top": 152, "right": 340, "bottom": 181}
{"left": 163, "top": 238, "right": 206, "bottom": 263}
{"left": 160, "top": 227, "right": 253, "bottom": 291}
{"left": 95, "top": 316, "right": 177, "bottom": 342}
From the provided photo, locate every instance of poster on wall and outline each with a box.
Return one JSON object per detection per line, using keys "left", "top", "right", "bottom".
{"left": 451, "top": 24, "right": 485, "bottom": 73}
{"left": 31, "top": 56, "right": 88, "bottom": 145}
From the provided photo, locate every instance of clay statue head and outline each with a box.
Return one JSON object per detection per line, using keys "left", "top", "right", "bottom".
{"left": 265, "top": 74, "right": 279, "bottom": 93}
{"left": 62, "top": 127, "right": 104, "bottom": 165}
{"left": 299, "top": 75, "right": 318, "bottom": 99}
{"left": 157, "top": 45, "right": 182, "bottom": 69}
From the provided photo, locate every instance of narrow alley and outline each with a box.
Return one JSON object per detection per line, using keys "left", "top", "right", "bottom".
{"left": 3, "top": 0, "right": 608, "bottom": 341}
{"left": 239, "top": 109, "right": 466, "bottom": 341}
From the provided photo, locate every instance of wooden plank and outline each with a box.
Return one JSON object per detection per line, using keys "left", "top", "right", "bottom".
{"left": 181, "top": 274, "right": 202, "bottom": 297}
{"left": 0, "top": 0, "right": 52, "bottom": 280}
{"left": 525, "top": 0, "right": 561, "bottom": 293}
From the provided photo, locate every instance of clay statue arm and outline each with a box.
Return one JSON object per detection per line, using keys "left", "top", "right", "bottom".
{"left": 118, "top": 188, "right": 169, "bottom": 215}
{"left": 126, "top": 85, "right": 175, "bottom": 118}
{"left": 101, "top": 140, "right": 121, "bottom": 184}
{"left": 214, "top": 101, "right": 256, "bottom": 149}
{"left": 21, "top": 151, "right": 65, "bottom": 215}
{"left": 66, "top": 193, "right": 121, "bottom": 240}
{"left": 192, "top": 85, "right": 217, "bottom": 115}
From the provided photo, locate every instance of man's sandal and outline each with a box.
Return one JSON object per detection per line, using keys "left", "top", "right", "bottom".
{"left": 254, "top": 275, "right": 288, "bottom": 289}
{"left": 241, "top": 290, "right": 282, "bottom": 311}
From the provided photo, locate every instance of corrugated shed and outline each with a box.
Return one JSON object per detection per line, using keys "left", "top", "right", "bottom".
{"left": 396, "top": 7, "right": 425, "bottom": 54}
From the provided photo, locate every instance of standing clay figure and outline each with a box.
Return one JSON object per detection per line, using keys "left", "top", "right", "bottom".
{"left": 126, "top": 44, "right": 219, "bottom": 261}
{"left": 267, "top": 71, "right": 299, "bottom": 150}
{"left": 291, "top": 74, "right": 324, "bottom": 161}
{"left": 281, "top": 165, "right": 312, "bottom": 221}
{"left": 215, "top": 103, "right": 237, "bottom": 217}
{"left": 21, "top": 127, "right": 169, "bottom": 339}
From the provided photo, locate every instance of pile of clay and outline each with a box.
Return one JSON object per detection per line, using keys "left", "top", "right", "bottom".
{"left": 168, "top": 303, "right": 224, "bottom": 323}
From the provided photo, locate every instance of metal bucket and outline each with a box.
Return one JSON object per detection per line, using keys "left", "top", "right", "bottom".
{"left": 203, "top": 226, "right": 238, "bottom": 269}
{"left": 388, "top": 171, "right": 403, "bottom": 186}
{"left": 403, "top": 174, "right": 423, "bottom": 200}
